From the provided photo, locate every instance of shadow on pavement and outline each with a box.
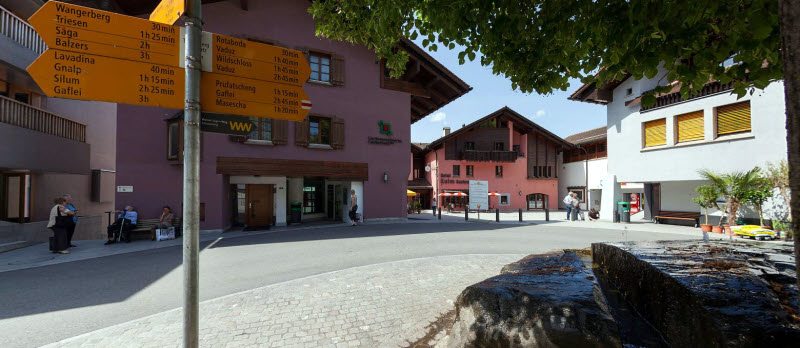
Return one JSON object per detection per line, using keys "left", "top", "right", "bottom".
{"left": 211, "top": 222, "right": 522, "bottom": 250}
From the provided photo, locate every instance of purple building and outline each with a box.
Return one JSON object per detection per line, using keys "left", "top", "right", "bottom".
{"left": 114, "top": 0, "right": 469, "bottom": 229}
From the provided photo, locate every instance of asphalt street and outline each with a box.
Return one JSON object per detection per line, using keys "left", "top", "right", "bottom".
{"left": 0, "top": 222, "right": 697, "bottom": 347}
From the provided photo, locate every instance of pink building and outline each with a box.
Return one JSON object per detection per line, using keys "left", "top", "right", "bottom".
{"left": 417, "top": 107, "right": 572, "bottom": 211}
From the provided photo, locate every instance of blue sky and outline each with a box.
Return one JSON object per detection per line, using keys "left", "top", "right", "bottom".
{"left": 410, "top": 42, "right": 607, "bottom": 143}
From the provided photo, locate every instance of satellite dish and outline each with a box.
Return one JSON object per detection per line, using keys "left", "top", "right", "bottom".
{"left": 424, "top": 165, "right": 431, "bottom": 172}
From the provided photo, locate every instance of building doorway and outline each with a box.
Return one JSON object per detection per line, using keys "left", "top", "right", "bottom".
{"left": 1, "top": 173, "right": 31, "bottom": 223}
{"left": 326, "top": 183, "right": 347, "bottom": 221}
{"left": 245, "top": 184, "right": 274, "bottom": 228}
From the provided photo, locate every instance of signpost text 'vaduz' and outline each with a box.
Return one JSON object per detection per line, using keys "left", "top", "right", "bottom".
{"left": 26, "top": 1, "right": 311, "bottom": 121}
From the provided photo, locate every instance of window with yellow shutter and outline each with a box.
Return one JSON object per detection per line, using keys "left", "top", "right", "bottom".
{"left": 716, "top": 101, "right": 751, "bottom": 136}
{"left": 643, "top": 119, "right": 667, "bottom": 148}
{"left": 676, "top": 110, "right": 704, "bottom": 143}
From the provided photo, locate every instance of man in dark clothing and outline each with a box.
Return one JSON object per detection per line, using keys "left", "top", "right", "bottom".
{"left": 105, "top": 206, "right": 138, "bottom": 244}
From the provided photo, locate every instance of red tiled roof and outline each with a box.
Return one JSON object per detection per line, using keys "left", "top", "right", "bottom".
{"left": 564, "top": 127, "right": 606, "bottom": 145}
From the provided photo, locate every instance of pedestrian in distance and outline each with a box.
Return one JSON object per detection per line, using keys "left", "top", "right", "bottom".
{"left": 47, "top": 197, "right": 75, "bottom": 254}
{"left": 63, "top": 194, "right": 78, "bottom": 247}
{"left": 563, "top": 192, "right": 574, "bottom": 220}
{"left": 571, "top": 193, "right": 584, "bottom": 221}
{"left": 349, "top": 190, "right": 359, "bottom": 226}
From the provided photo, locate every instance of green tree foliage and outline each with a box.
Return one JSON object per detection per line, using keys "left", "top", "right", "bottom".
{"left": 745, "top": 177, "right": 774, "bottom": 227}
{"left": 309, "top": 0, "right": 781, "bottom": 97}
{"left": 692, "top": 185, "right": 719, "bottom": 226}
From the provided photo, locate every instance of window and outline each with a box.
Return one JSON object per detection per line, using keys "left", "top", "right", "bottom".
{"left": 309, "top": 52, "right": 331, "bottom": 83}
{"left": 248, "top": 117, "right": 272, "bottom": 141}
{"left": 500, "top": 194, "right": 509, "bottom": 206}
{"left": 494, "top": 142, "right": 505, "bottom": 151}
{"left": 303, "top": 179, "right": 325, "bottom": 214}
{"left": 716, "top": 101, "right": 751, "bottom": 136}
{"left": 309, "top": 116, "right": 331, "bottom": 145}
{"left": 167, "top": 121, "right": 181, "bottom": 160}
{"left": 676, "top": 110, "right": 704, "bottom": 143}
{"left": 643, "top": 118, "right": 667, "bottom": 147}
{"left": 495, "top": 165, "right": 503, "bottom": 177}
{"left": 452, "top": 165, "right": 460, "bottom": 177}
{"left": 532, "top": 166, "right": 553, "bottom": 178}
{"left": 464, "top": 142, "right": 475, "bottom": 150}
{"left": 527, "top": 193, "right": 545, "bottom": 210}
{"left": 512, "top": 144, "right": 521, "bottom": 156}
{"left": 466, "top": 165, "right": 474, "bottom": 177}
{"left": 626, "top": 88, "right": 633, "bottom": 96}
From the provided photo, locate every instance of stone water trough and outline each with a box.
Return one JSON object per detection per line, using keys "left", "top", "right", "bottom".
{"left": 422, "top": 241, "right": 799, "bottom": 347}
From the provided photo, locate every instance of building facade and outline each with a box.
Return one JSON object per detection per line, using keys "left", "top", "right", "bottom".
{"left": 113, "top": 0, "right": 469, "bottom": 230}
{"left": 421, "top": 107, "right": 572, "bottom": 211}
{"left": 0, "top": 1, "right": 117, "bottom": 247}
{"left": 570, "top": 70, "right": 787, "bottom": 223}
{"left": 559, "top": 127, "right": 608, "bottom": 212}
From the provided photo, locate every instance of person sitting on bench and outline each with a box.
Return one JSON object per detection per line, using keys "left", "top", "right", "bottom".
{"left": 105, "top": 205, "right": 138, "bottom": 244}
{"left": 151, "top": 205, "right": 175, "bottom": 239}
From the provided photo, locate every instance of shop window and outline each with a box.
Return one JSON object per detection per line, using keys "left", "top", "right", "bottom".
{"left": 527, "top": 193, "right": 546, "bottom": 210}
{"left": 309, "top": 116, "right": 331, "bottom": 145}
{"left": 303, "top": 179, "right": 325, "bottom": 214}
{"left": 494, "top": 142, "right": 505, "bottom": 151}
{"left": 464, "top": 142, "right": 475, "bottom": 150}
{"left": 716, "top": 101, "right": 751, "bottom": 136}
{"left": 248, "top": 117, "right": 272, "bottom": 141}
{"left": 500, "top": 194, "right": 509, "bottom": 206}
{"left": 643, "top": 118, "right": 667, "bottom": 147}
{"left": 309, "top": 52, "right": 331, "bottom": 83}
{"left": 676, "top": 110, "right": 704, "bottom": 143}
{"left": 495, "top": 165, "right": 503, "bottom": 178}
{"left": 452, "top": 165, "right": 460, "bottom": 177}
{"left": 167, "top": 121, "right": 182, "bottom": 160}
{"left": 466, "top": 165, "right": 474, "bottom": 177}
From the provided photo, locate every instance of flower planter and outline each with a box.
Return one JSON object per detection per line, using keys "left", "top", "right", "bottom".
{"left": 700, "top": 224, "right": 713, "bottom": 233}
{"left": 711, "top": 225, "right": 723, "bottom": 234}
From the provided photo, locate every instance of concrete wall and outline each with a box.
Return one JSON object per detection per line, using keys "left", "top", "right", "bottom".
{"left": 0, "top": 123, "right": 89, "bottom": 174}
{"left": 559, "top": 158, "right": 608, "bottom": 209}
{"left": 606, "top": 78, "right": 787, "bottom": 183}
{"left": 115, "top": 0, "right": 411, "bottom": 229}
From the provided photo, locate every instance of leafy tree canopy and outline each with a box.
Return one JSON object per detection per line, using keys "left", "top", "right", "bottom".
{"left": 309, "top": 0, "right": 782, "bottom": 100}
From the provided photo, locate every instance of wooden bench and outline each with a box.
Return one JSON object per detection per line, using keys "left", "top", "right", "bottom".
{"left": 654, "top": 211, "right": 700, "bottom": 227}
{"left": 129, "top": 217, "right": 183, "bottom": 241}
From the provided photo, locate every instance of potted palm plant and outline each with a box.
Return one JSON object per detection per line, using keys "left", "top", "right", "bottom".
{"left": 699, "top": 168, "right": 763, "bottom": 234}
{"left": 692, "top": 184, "right": 718, "bottom": 233}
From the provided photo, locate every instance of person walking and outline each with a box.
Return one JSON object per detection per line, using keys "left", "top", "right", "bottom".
{"left": 63, "top": 194, "right": 78, "bottom": 247}
{"left": 349, "top": 190, "right": 359, "bottom": 226}
{"left": 47, "top": 197, "right": 75, "bottom": 254}
{"left": 563, "top": 192, "right": 574, "bottom": 220}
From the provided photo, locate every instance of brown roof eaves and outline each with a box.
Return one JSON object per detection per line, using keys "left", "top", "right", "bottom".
{"left": 564, "top": 126, "right": 607, "bottom": 145}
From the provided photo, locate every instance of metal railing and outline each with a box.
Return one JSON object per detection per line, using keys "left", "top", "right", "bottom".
{"left": 0, "top": 4, "right": 46, "bottom": 54}
{"left": 0, "top": 95, "right": 86, "bottom": 142}
{"left": 461, "top": 150, "right": 519, "bottom": 162}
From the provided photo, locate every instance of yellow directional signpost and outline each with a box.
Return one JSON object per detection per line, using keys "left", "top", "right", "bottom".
{"left": 25, "top": 2, "right": 314, "bottom": 344}
{"left": 28, "top": 49, "right": 184, "bottom": 108}
{"left": 149, "top": 0, "right": 185, "bottom": 25}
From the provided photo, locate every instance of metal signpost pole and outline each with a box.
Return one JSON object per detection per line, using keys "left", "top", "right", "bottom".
{"left": 183, "top": 0, "right": 202, "bottom": 346}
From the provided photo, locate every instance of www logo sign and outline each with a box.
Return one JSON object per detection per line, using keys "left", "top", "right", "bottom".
{"left": 228, "top": 121, "right": 253, "bottom": 132}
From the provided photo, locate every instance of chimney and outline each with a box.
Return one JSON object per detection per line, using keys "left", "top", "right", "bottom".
{"left": 443, "top": 127, "right": 451, "bottom": 136}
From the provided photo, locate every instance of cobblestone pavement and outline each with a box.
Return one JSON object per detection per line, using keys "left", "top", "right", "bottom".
{"left": 45, "top": 254, "right": 524, "bottom": 348}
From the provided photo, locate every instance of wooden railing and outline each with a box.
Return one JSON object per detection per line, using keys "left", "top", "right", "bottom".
{"left": 0, "top": 95, "right": 86, "bottom": 142}
{"left": 0, "top": 4, "right": 46, "bottom": 54}
{"left": 461, "top": 150, "right": 519, "bottom": 162}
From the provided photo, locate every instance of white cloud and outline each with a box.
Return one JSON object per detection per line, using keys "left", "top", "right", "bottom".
{"left": 429, "top": 112, "right": 447, "bottom": 123}
{"left": 535, "top": 109, "right": 546, "bottom": 118}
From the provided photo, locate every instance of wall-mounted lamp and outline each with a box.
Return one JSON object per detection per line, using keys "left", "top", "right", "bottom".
{"left": 383, "top": 171, "right": 389, "bottom": 183}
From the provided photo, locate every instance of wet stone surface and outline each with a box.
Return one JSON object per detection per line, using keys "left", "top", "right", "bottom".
{"left": 436, "top": 250, "right": 621, "bottom": 348}
{"left": 593, "top": 240, "right": 799, "bottom": 347}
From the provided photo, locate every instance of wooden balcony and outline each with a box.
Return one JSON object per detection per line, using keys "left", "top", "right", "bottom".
{"left": 0, "top": 95, "right": 86, "bottom": 142}
{"left": 460, "top": 150, "right": 519, "bottom": 162}
{"left": 0, "top": 4, "right": 46, "bottom": 54}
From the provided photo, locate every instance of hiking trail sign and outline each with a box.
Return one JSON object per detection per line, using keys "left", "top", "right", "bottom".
{"left": 26, "top": 1, "right": 311, "bottom": 120}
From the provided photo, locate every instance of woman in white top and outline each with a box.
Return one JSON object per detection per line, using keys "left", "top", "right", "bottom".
{"left": 48, "top": 197, "right": 74, "bottom": 254}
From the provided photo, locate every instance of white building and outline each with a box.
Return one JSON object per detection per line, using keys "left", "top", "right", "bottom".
{"left": 559, "top": 127, "right": 608, "bottom": 212}
{"left": 569, "top": 71, "right": 787, "bottom": 224}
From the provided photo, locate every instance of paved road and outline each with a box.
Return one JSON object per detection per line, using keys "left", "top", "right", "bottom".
{"left": 0, "top": 222, "right": 697, "bottom": 347}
